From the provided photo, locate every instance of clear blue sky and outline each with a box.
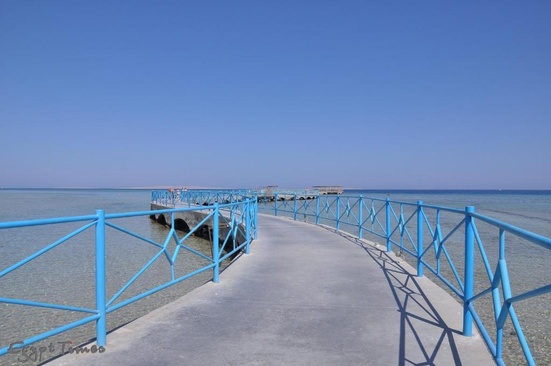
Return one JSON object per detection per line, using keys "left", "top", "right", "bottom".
{"left": 1, "top": 1, "right": 550, "bottom": 189}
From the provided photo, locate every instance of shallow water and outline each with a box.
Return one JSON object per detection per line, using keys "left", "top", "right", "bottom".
{"left": 0, "top": 189, "right": 224, "bottom": 365}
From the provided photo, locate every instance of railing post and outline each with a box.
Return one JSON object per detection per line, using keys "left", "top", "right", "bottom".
{"left": 212, "top": 203, "right": 220, "bottom": 283}
{"left": 293, "top": 193, "right": 297, "bottom": 220}
{"left": 336, "top": 195, "right": 341, "bottom": 231}
{"left": 254, "top": 196, "right": 258, "bottom": 239}
{"left": 386, "top": 198, "right": 391, "bottom": 252}
{"left": 245, "top": 200, "right": 251, "bottom": 254}
{"left": 358, "top": 195, "right": 363, "bottom": 239}
{"left": 463, "top": 206, "right": 475, "bottom": 336}
{"left": 417, "top": 201, "right": 424, "bottom": 277}
{"left": 95, "top": 210, "right": 107, "bottom": 347}
{"left": 315, "top": 195, "right": 320, "bottom": 225}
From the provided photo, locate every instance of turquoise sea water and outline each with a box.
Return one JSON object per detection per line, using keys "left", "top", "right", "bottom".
{"left": 0, "top": 189, "right": 215, "bottom": 366}
{"left": 1, "top": 189, "right": 550, "bottom": 365}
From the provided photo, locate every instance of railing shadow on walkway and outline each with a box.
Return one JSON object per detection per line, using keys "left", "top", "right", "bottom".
{"left": 319, "top": 225, "right": 483, "bottom": 366}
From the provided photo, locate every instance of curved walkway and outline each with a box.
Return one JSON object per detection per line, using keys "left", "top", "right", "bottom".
{"left": 49, "top": 214, "right": 493, "bottom": 366}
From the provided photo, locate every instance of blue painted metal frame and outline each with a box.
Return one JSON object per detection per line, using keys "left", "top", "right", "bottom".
{"left": 0, "top": 191, "right": 257, "bottom": 356}
{"left": 3, "top": 190, "right": 549, "bottom": 365}
{"left": 256, "top": 193, "right": 551, "bottom": 366}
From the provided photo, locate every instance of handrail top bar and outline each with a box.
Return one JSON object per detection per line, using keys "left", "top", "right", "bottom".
{"left": 105, "top": 207, "right": 216, "bottom": 219}
{"left": 0, "top": 214, "right": 98, "bottom": 229}
{"left": 417, "top": 203, "right": 465, "bottom": 214}
{"left": 0, "top": 208, "right": 211, "bottom": 229}
{"left": 381, "top": 199, "right": 466, "bottom": 214}
{"left": 471, "top": 211, "right": 551, "bottom": 249}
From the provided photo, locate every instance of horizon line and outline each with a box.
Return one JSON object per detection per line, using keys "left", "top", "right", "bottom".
{"left": 1, "top": 187, "right": 550, "bottom": 192}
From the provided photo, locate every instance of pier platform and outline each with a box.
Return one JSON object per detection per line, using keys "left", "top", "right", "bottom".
{"left": 48, "top": 214, "right": 492, "bottom": 366}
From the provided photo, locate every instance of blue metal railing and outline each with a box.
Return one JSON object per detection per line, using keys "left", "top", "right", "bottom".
{"left": 151, "top": 189, "right": 252, "bottom": 207}
{"left": 0, "top": 191, "right": 257, "bottom": 357}
{"left": 257, "top": 193, "right": 551, "bottom": 366}
{"left": 151, "top": 189, "right": 258, "bottom": 241}
{"left": 2, "top": 190, "right": 549, "bottom": 364}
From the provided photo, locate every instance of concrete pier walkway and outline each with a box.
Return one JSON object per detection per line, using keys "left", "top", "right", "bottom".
{"left": 49, "top": 214, "right": 493, "bottom": 366}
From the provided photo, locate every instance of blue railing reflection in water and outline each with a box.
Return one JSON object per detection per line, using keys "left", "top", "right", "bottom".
{"left": 0, "top": 191, "right": 257, "bottom": 357}
{"left": 257, "top": 193, "right": 551, "bottom": 366}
